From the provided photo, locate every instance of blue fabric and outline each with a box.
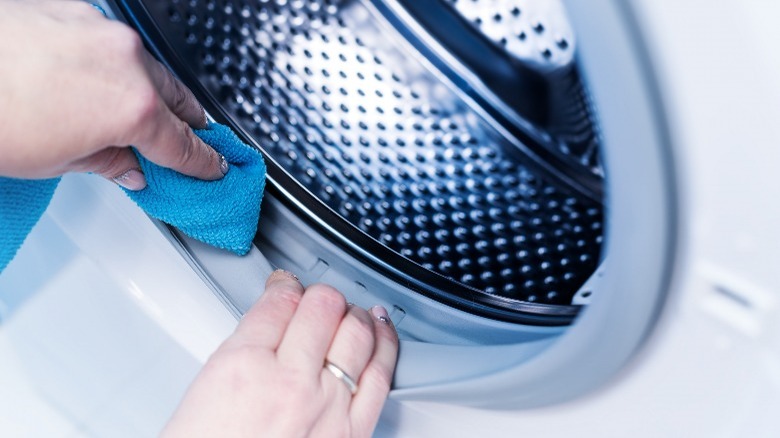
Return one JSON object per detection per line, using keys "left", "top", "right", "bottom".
{"left": 0, "top": 177, "right": 60, "bottom": 271}
{"left": 125, "top": 123, "right": 266, "bottom": 255}
{"left": 0, "top": 122, "right": 265, "bottom": 272}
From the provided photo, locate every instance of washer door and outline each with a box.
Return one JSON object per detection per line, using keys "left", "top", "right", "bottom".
{"left": 112, "top": 0, "right": 676, "bottom": 408}
{"left": 117, "top": 0, "right": 608, "bottom": 323}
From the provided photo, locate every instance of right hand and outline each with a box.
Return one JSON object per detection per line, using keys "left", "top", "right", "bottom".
{"left": 163, "top": 270, "right": 400, "bottom": 437}
{"left": 0, "top": 0, "right": 225, "bottom": 190}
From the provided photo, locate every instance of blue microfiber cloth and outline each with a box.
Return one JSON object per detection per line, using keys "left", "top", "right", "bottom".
{"left": 126, "top": 123, "right": 266, "bottom": 254}
{"left": 0, "top": 122, "right": 265, "bottom": 272}
{"left": 0, "top": 177, "right": 60, "bottom": 271}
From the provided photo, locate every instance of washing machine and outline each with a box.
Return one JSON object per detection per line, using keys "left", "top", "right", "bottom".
{"left": 1, "top": 0, "right": 779, "bottom": 436}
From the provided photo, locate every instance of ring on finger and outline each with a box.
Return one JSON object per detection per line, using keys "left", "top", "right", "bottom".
{"left": 323, "top": 360, "right": 358, "bottom": 395}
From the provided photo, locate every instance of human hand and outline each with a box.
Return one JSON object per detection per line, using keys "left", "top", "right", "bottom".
{"left": 162, "top": 270, "right": 400, "bottom": 438}
{"left": 0, "top": 0, "right": 225, "bottom": 190}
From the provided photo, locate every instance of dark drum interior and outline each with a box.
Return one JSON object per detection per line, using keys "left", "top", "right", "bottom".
{"left": 117, "top": 0, "right": 606, "bottom": 325}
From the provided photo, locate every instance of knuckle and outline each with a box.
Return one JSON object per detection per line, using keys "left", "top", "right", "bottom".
{"left": 247, "top": 285, "right": 301, "bottom": 324}
{"left": 343, "top": 314, "right": 375, "bottom": 348}
{"left": 105, "top": 24, "right": 144, "bottom": 60}
{"left": 272, "top": 284, "right": 304, "bottom": 307}
{"left": 126, "top": 84, "right": 160, "bottom": 130}
{"left": 91, "top": 148, "right": 128, "bottom": 178}
{"left": 204, "top": 346, "right": 261, "bottom": 389}
{"left": 172, "top": 125, "right": 202, "bottom": 168}
{"left": 284, "top": 370, "right": 314, "bottom": 395}
{"left": 169, "top": 80, "right": 191, "bottom": 114}
{"left": 306, "top": 284, "right": 347, "bottom": 312}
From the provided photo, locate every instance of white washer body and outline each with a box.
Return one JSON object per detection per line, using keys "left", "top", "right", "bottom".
{"left": 1, "top": 0, "right": 779, "bottom": 436}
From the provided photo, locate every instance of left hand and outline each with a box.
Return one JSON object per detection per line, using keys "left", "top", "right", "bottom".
{"left": 0, "top": 0, "right": 225, "bottom": 190}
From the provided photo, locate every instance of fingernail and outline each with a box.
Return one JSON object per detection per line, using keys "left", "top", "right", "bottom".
{"left": 271, "top": 269, "right": 299, "bottom": 283}
{"left": 113, "top": 168, "right": 147, "bottom": 191}
{"left": 370, "top": 306, "right": 391, "bottom": 325}
{"left": 199, "top": 105, "right": 209, "bottom": 128}
{"left": 90, "top": 3, "right": 108, "bottom": 17}
{"left": 219, "top": 154, "right": 229, "bottom": 176}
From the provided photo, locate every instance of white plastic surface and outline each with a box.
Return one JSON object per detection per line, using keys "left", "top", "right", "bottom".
{"left": 0, "top": 174, "right": 237, "bottom": 436}
{"left": 378, "top": 0, "right": 780, "bottom": 434}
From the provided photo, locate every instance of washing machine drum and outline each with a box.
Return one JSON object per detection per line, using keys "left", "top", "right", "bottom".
{"left": 119, "top": 0, "right": 605, "bottom": 324}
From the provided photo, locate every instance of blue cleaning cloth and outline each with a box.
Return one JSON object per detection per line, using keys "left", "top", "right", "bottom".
{"left": 0, "top": 177, "right": 60, "bottom": 271}
{"left": 0, "top": 122, "right": 266, "bottom": 272}
{"left": 126, "top": 123, "right": 266, "bottom": 254}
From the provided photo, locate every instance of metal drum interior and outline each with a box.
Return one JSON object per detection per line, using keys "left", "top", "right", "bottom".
{"left": 117, "top": 0, "right": 605, "bottom": 323}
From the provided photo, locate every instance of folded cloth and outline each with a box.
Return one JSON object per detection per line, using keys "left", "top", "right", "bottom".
{"left": 0, "top": 122, "right": 265, "bottom": 272}
{"left": 126, "top": 123, "right": 266, "bottom": 255}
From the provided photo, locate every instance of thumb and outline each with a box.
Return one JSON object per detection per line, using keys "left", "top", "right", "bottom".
{"left": 78, "top": 146, "right": 147, "bottom": 191}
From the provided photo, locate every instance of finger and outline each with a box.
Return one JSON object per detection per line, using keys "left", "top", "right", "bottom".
{"left": 142, "top": 50, "right": 207, "bottom": 129}
{"left": 224, "top": 270, "right": 304, "bottom": 351}
{"left": 276, "top": 283, "right": 347, "bottom": 374}
{"left": 323, "top": 305, "right": 376, "bottom": 394}
{"left": 73, "top": 146, "right": 146, "bottom": 191}
{"left": 45, "top": 0, "right": 106, "bottom": 21}
{"left": 314, "top": 305, "right": 377, "bottom": 433}
{"left": 133, "top": 101, "right": 226, "bottom": 181}
{"left": 350, "top": 306, "right": 399, "bottom": 436}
